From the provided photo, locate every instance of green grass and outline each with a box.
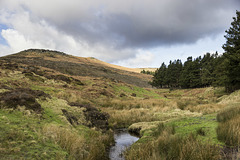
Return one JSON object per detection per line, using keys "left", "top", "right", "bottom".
{"left": 167, "top": 114, "right": 223, "bottom": 145}
{"left": 31, "top": 85, "right": 63, "bottom": 95}
{"left": 0, "top": 109, "right": 68, "bottom": 159}
{"left": 126, "top": 120, "right": 221, "bottom": 160}
{"left": 113, "top": 84, "right": 162, "bottom": 99}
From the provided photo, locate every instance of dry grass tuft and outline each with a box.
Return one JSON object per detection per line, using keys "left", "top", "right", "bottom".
{"left": 186, "top": 103, "right": 225, "bottom": 114}
{"left": 42, "top": 124, "right": 88, "bottom": 159}
{"left": 217, "top": 116, "right": 240, "bottom": 146}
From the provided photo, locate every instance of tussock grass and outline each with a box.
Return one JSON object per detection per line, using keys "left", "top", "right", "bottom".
{"left": 218, "top": 90, "right": 240, "bottom": 105}
{"left": 100, "top": 98, "right": 169, "bottom": 109}
{"left": 105, "top": 108, "right": 159, "bottom": 128}
{"left": 217, "top": 116, "right": 240, "bottom": 146}
{"left": 42, "top": 124, "right": 88, "bottom": 159}
{"left": 186, "top": 103, "right": 225, "bottom": 114}
{"left": 217, "top": 103, "right": 240, "bottom": 147}
{"left": 176, "top": 97, "right": 208, "bottom": 110}
{"left": 42, "top": 124, "right": 113, "bottom": 160}
{"left": 217, "top": 105, "right": 240, "bottom": 123}
{"left": 126, "top": 124, "right": 221, "bottom": 160}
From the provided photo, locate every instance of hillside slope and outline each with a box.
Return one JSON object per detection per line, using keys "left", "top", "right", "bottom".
{"left": 0, "top": 49, "right": 152, "bottom": 88}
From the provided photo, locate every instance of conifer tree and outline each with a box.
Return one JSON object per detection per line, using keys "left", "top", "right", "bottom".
{"left": 222, "top": 10, "right": 240, "bottom": 92}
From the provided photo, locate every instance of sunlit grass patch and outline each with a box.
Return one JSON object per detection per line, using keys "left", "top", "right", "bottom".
{"left": 0, "top": 109, "right": 67, "bottom": 159}
{"left": 31, "top": 85, "right": 63, "bottom": 95}
{"left": 38, "top": 97, "right": 87, "bottom": 126}
{"left": 126, "top": 122, "right": 221, "bottom": 160}
{"left": 113, "top": 84, "right": 163, "bottom": 99}
{"left": 167, "top": 114, "right": 222, "bottom": 144}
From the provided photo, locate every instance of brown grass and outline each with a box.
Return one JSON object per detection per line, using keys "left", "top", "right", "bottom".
{"left": 186, "top": 103, "right": 225, "bottom": 114}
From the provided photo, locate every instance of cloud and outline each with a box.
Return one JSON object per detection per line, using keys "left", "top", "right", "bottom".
{"left": 0, "top": 0, "right": 239, "bottom": 66}
{"left": 115, "top": 51, "right": 155, "bottom": 68}
{"left": 16, "top": 0, "right": 238, "bottom": 48}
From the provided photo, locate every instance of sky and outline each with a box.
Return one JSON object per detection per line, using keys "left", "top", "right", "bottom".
{"left": 0, "top": 0, "right": 239, "bottom": 68}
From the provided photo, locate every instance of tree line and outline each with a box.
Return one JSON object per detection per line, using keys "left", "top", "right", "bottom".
{"left": 150, "top": 10, "right": 240, "bottom": 92}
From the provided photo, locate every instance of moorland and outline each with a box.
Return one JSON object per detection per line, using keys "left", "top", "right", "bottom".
{"left": 0, "top": 49, "right": 240, "bottom": 160}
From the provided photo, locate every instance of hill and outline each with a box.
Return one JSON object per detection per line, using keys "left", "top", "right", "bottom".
{"left": 0, "top": 49, "right": 152, "bottom": 88}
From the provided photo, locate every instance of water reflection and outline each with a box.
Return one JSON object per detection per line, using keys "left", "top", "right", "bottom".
{"left": 109, "top": 129, "right": 139, "bottom": 160}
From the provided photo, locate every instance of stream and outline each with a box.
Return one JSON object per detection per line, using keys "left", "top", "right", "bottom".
{"left": 109, "top": 129, "right": 139, "bottom": 160}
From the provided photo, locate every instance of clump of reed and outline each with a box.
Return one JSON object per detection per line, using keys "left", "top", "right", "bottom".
{"left": 126, "top": 124, "right": 221, "bottom": 160}
{"left": 42, "top": 124, "right": 112, "bottom": 160}
{"left": 216, "top": 106, "right": 240, "bottom": 122}
{"left": 42, "top": 124, "right": 88, "bottom": 159}
{"left": 186, "top": 103, "right": 225, "bottom": 114}
{"left": 217, "top": 105, "right": 240, "bottom": 146}
{"left": 105, "top": 108, "right": 160, "bottom": 128}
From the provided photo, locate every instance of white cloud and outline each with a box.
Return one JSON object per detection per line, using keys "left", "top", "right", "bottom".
{"left": 115, "top": 51, "right": 155, "bottom": 68}
{"left": 1, "top": 29, "right": 46, "bottom": 52}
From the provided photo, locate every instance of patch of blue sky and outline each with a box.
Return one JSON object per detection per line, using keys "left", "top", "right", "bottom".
{"left": 0, "top": 23, "right": 9, "bottom": 46}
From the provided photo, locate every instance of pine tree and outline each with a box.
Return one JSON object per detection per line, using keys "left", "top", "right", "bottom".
{"left": 222, "top": 10, "right": 240, "bottom": 92}
{"left": 151, "top": 63, "right": 167, "bottom": 88}
{"left": 201, "top": 53, "right": 215, "bottom": 87}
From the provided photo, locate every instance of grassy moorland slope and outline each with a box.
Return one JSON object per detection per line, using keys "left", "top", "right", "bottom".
{"left": 1, "top": 49, "right": 152, "bottom": 88}
{"left": 0, "top": 49, "right": 239, "bottom": 160}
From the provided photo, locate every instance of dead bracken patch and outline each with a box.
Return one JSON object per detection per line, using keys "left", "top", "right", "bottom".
{"left": 0, "top": 88, "right": 51, "bottom": 113}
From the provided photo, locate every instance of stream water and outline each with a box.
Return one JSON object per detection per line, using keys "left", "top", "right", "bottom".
{"left": 109, "top": 129, "right": 139, "bottom": 160}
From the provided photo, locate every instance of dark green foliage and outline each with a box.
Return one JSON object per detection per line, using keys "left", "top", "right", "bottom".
{"left": 151, "top": 54, "right": 226, "bottom": 89}
{"left": 196, "top": 127, "right": 206, "bottom": 136}
{"left": 180, "top": 56, "right": 202, "bottom": 88}
{"left": 150, "top": 63, "right": 167, "bottom": 88}
{"left": 222, "top": 11, "right": 240, "bottom": 92}
{"left": 200, "top": 53, "right": 215, "bottom": 87}
{"left": 140, "top": 70, "right": 154, "bottom": 75}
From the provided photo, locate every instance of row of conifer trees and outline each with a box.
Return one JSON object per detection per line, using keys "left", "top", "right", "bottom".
{"left": 150, "top": 11, "right": 240, "bottom": 92}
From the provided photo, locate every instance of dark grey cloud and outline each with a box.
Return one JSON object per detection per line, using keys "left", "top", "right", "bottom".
{"left": 28, "top": 0, "right": 239, "bottom": 49}
{"left": 0, "top": 0, "right": 239, "bottom": 66}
